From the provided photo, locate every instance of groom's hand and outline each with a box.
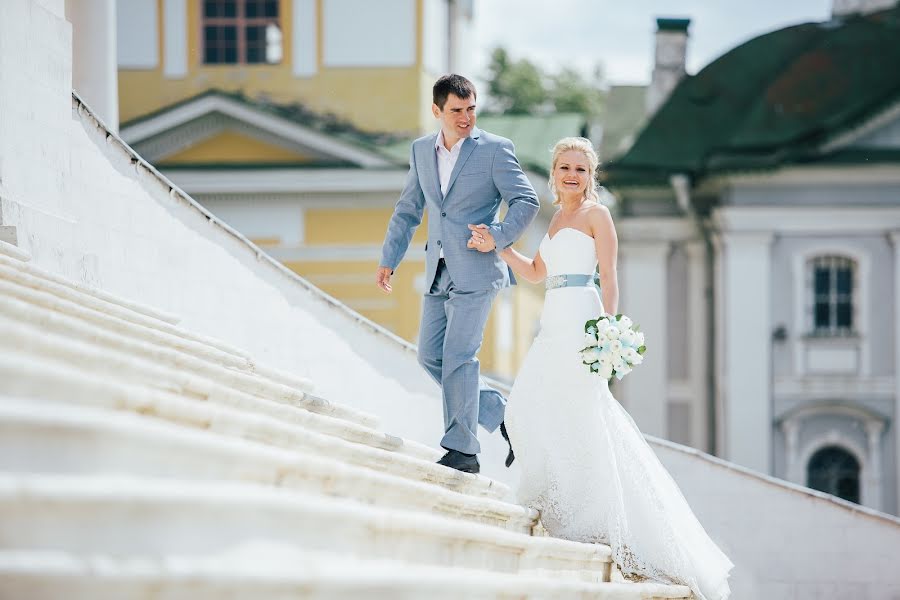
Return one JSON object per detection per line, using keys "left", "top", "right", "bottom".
{"left": 467, "top": 224, "right": 496, "bottom": 252}
{"left": 375, "top": 266, "right": 393, "bottom": 293}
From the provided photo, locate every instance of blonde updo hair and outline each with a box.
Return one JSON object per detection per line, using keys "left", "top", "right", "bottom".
{"left": 548, "top": 137, "right": 600, "bottom": 206}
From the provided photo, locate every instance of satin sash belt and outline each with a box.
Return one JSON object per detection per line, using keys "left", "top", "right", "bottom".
{"left": 545, "top": 273, "right": 600, "bottom": 290}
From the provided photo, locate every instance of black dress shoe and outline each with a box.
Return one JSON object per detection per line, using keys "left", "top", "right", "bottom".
{"left": 500, "top": 422, "right": 515, "bottom": 467}
{"left": 437, "top": 449, "right": 480, "bottom": 474}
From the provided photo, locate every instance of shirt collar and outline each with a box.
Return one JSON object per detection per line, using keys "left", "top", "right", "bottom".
{"left": 435, "top": 129, "right": 467, "bottom": 153}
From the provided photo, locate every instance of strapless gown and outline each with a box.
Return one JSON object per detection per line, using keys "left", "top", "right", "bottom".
{"left": 504, "top": 227, "right": 733, "bottom": 600}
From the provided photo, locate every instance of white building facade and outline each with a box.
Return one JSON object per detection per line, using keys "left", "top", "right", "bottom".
{"left": 608, "top": 4, "right": 900, "bottom": 516}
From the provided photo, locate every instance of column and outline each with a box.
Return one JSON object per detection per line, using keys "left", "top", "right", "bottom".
{"left": 864, "top": 420, "right": 884, "bottom": 512}
{"left": 685, "top": 240, "right": 709, "bottom": 452}
{"left": 721, "top": 231, "right": 774, "bottom": 473}
{"left": 782, "top": 419, "right": 800, "bottom": 483}
{"left": 891, "top": 231, "right": 900, "bottom": 510}
{"left": 618, "top": 240, "right": 670, "bottom": 438}
{"left": 65, "top": 0, "right": 119, "bottom": 130}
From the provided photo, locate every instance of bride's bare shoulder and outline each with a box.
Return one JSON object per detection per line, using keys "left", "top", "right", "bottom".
{"left": 585, "top": 203, "right": 612, "bottom": 224}
{"left": 585, "top": 202, "right": 610, "bottom": 216}
{"left": 585, "top": 203, "right": 615, "bottom": 238}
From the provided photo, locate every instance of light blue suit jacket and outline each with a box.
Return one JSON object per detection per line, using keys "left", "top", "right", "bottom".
{"left": 380, "top": 127, "right": 539, "bottom": 292}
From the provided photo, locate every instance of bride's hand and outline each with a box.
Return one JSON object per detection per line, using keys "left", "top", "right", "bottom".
{"left": 467, "top": 224, "right": 496, "bottom": 252}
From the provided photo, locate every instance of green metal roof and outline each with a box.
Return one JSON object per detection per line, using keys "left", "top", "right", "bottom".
{"left": 599, "top": 85, "right": 648, "bottom": 162}
{"left": 381, "top": 113, "right": 588, "bottom": 175}
{"left": 606, "top": 6, "right": 900, "bottom": 186}
{"left": 476, "top": 113, "right": 587, "bottom": 174}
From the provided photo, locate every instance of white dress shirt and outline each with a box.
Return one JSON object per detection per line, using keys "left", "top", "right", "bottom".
{"left": 435, "top": 130, "right": 466, "bottom": 258}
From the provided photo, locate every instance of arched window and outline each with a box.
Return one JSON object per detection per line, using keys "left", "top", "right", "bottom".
{"left": 807, "top": 446, "right": 860, "bottom": 504}
{"left": 808, "top": 255, "right": 855, "bottom": 336}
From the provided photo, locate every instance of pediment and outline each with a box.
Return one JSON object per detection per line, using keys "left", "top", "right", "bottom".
{"left": 159, "top": 130, "right": 316, "bottom": 166}
{"left": 120, "top": 92, "right": 393, "bottom": 168}
{"left": 823, "top": 99, "right": 900, "bottom": 152}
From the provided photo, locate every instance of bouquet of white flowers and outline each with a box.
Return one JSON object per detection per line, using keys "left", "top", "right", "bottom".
{"left": 580, "top": 313, "right": 646, "bottom": 380}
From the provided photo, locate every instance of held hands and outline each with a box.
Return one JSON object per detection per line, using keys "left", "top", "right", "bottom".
{"left": 375, "top": 266, "right": 393, "bottom": 294}
{"left": 467, "top": 224, "right": 496, "bottom": 252}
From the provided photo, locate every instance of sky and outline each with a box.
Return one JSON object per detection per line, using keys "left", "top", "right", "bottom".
{"left": 472, "top": 0, "right": 833, "bottom": 86}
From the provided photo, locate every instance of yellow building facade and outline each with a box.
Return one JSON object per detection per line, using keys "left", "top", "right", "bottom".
{"left": 117, "top": 0, "right": 575, "bottom": 381}
{"left": 117, "top": 0, "right": 473, "bottom": 135}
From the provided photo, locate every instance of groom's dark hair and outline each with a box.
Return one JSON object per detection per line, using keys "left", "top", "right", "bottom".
{"left": 433, "top": 74, "right": 476, "bottom": 109}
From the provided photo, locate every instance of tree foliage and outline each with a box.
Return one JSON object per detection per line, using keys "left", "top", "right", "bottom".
{"left": 484, "top": 47, "right": 605, "bottom": 118}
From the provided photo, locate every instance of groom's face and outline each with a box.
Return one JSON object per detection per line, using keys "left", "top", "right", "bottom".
{"left": 433, "top": 93, "right": 476, "bottom": 143}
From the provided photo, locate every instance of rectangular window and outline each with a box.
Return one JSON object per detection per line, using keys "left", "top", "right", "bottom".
{"left": 202, "top": 0, "right": 282, "bottom": 65}
{"left": 810, "top": 256, "right": 855, "bottom": 336}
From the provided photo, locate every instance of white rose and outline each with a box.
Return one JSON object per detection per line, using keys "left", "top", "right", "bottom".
{"left": 615, "top": 363, "right": 633, "bottom": 379}
{"left": 624, "top": 347, "right": 641, "bottom": 363}
{"left": 598, "top": 362, "right": 614, "bottom": 379}
{"left": 619, "top": 329, "right": 637, "bottom": 348}
{"left": 635, "top": 331, "right": 646, "bottom": 347}
{"left": 608, "top": 339, "right": 623, "bottom": 354}
{"left": 603, "top": 326, "right": 621, "bottom": 341}
{"left": 617, "top": 315, "right": 633, "bottom": 329}
{"left": 584, "top": 332, "right": 598, "bottom": 347}
{"left": 581, "top": 347, "right": 603, "bottom": 363}
{"left": 613, "top": 357, "right": 628, "bottom": 372}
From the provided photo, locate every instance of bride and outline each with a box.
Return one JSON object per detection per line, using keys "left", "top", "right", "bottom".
{"left": 468, "top": 137, "right": 733, "bottom": 600}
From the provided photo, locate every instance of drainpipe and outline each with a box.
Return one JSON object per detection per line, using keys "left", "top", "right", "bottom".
{"left": 670, "top": 174, "right": 718, "bottom": 455}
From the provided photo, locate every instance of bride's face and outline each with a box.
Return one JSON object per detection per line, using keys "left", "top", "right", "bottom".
{"left": 553, "top": 150, "right": 591, "bottom": 200}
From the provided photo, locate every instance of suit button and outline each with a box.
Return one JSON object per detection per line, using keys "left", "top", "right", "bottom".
{"left": 441, "top": 212, "right": 446, "bottom": 217}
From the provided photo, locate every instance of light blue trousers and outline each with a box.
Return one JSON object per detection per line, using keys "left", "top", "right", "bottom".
{"left": 418, "top": 260, "right": 506, "bottom": 455}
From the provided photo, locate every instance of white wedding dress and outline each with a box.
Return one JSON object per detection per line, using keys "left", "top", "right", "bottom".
{"left": 504, "top": 228, "right": 733, "bottom": 600}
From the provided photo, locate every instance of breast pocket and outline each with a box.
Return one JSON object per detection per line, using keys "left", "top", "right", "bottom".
{"left": 459, "top": 159, "right": 491, "bottom": 177}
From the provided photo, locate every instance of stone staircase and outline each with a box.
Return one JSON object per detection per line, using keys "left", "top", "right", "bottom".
{"left": 0, "top": 240, "right": 692, "bottom": 599}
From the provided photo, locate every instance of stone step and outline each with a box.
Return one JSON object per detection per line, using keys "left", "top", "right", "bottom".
{"left": 0, "top": 550, "right": 693, "bottom": 600}
{"left": 0, "top": 474, "right": 613, "bottom": 583}
{"left": 0, "top": 274, "right": 382, "bottom": 430}
{"left": 0, "top": 299, "right": 378, "bottom": 431}
{"left": 0, "top": 354, "right": 509, "bottom": 502}
{"left": 0, "top": 241, "right": 177, "bottom": 325}
{"left": 0, "top": 397, "right": 534, "bottom": 533}
{"left": 0, "top": 253, "right": 326, "bottom": 409}
{"left": 0, "top": 313, "right": 441, "bottom": 464}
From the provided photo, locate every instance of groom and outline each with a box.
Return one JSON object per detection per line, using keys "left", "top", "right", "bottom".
{"left": 376, "top": 74, "right": 539, "bottom": 474}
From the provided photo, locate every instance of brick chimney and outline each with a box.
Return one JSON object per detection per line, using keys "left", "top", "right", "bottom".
{"left": 832, "top": 0, "right": 897, "bottom": 16}
{"left": 646, "top": 18, "right": 690, "bottom": 116}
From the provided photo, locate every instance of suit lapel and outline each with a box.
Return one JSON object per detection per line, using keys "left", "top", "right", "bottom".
{"left": 429, "top": 137, "right": 442, "bottom": 201}
{"left": 444, "top": 128, "right": 480, "bottom": 201}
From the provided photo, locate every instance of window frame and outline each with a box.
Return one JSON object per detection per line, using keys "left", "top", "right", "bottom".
{"left": 201, "top": 0, "right": 282, "bottom": 66}
{"left": 791, "top": 245, "right": 870, "bottom": 376}
{"left": 808, "top": 254, "right": 857, "bottom": 337}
